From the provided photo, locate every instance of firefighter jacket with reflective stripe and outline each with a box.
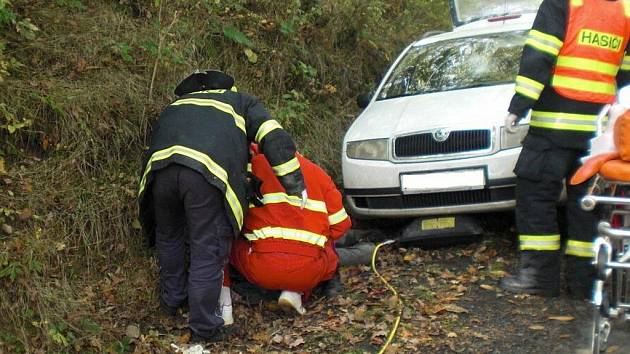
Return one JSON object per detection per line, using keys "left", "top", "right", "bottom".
{"left": 138, "top": 89, "right": 306, "bottom": 243}
{"left": 552, "top": 0, "right": 630, "bottom": 103}
{"left": 242, "top": 153, "right": 351, "bottom": 255}
{"left": 509, "top": 0, "right": 630, "bottom": 149}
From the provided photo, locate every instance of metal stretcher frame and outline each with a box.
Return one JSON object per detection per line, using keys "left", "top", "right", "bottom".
{"left": 581, "top": 176, "right": 630, "bottom": 354}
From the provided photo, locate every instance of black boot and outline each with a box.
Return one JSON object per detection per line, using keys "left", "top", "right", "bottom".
{"left": 336, "top": 242, "right": 375, "bottom": 266}
{"left": 322, "top": 271, "right": 344, "bottom": 298}
{"left": 190, "top": 326, "right": 236, "bottom": 343}
{"left": 500, "top": 251, "right": 560, "bottom": 297}
{"left": 500, "top": 272, "right": 560, "bottom": 297}
{"left": 159, "top": 297, "right": 179, "bottom": 317}
{"left": 566, "top": 256, "right": 595, "bottom": 300}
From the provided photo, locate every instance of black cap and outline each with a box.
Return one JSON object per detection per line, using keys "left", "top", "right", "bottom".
{"left": 174, "top": 70, "right": 235, "bottom": 96}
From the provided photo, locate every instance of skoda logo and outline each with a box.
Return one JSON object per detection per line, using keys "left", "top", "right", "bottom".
{"left": 432, "top": 128, "right": 450, "bottom": 142}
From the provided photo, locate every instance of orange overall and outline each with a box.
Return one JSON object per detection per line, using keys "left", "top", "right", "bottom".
{"left": 229, "top": 153, "right": 351, "bottom": 295}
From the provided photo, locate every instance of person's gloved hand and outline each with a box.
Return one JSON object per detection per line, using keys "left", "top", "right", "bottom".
{"left": 504, "top": 113, "right": 518, "bottom": 134}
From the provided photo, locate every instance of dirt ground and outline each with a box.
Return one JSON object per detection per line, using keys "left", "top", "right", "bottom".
{"left": 130, "top": 219, "right": 630, "bottom": 354}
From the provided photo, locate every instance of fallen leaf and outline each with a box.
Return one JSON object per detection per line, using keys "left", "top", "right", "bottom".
{"left": 529, "top": 325, "right": 544, "bottom": 331}
{"left": 386, "top": 295, "right": 399, "bottom": 309}
{"left": 272, "top": 334, "right": 283, "bottom": 344}
{"left": 132, "top": 219, "right": 142, "bottom": 230}
{"left": 55, "top": 242, "right": 66, "bottom": 251}
{"left": 0, "top": 157, "right": 5, "bottom": 174}
{"left": 244, "top": 48, "right": 258, "bottom": 63}
{"left": 548, "top": 316, "right": 574, "bottom": 322}
{"left": 76, "top": 57, "right": 87, "bottom": 72}
{"left": 1, "top": 224, "right": 13, "bottom": 235}
{"left": 18, "top": 208, "right": 32, "bottom": 221}
{"left": 324, "top": 84, "right": 337, "bottom": 94}
{"left": 447, "top": 332, "right": 457, "bottom": 338}
{"left": 606, "top": 345, "right": 619, "bottom": 353}
{"left": 22, "top": 182, "right": 33, "bottom": 193}
{"left": 472, "top": 332, "right": 489, "bottom": 340}
{"left": 125, "top": 325, "right": 140, "bottom": 339}
{"left": 490, "top": 270, "right": 507, "bottom": 278}
{"left": 180, "top": 331, "right": 191, "bottom": 343}
{"left": 250, "top": 332, "right": 267, "bottom": 343}
{"left": 403, "top": 253, "right": 417, "bottom": 262}
{"left": 444, "top": 304, "right": 468, "bottom": 314}
{"left": 288, "top": 336, "right": 305, "bottom": 348}
{"left": 354, "top": 305, "right": 367, "bottom": 321}
{"left": 89, "top": 337, "right": 102, "bottom": 350}
{"left": 480, "top": 284, "right": 495, "bottom": 291}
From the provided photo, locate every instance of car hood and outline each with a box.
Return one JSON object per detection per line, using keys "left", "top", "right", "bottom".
{"left": 345, "top": 84, "right": 515, "bottom": 142}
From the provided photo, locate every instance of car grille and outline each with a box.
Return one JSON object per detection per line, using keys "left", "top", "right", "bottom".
{"left": 352, "top": 187, "right": 514, "bottom": 210}
{"left": 394, "top": 129, "right": 491, "bottom": 158}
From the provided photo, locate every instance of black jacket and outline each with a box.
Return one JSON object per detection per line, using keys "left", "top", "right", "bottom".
{"left": 138, "top": 88, "right": 305, "bottom": 244}
{"left": 508, "top": 0, "right": 630, "bottom": 149}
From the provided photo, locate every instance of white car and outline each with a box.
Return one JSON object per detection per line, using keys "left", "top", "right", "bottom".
{"left": 342, "top": 0, "right": 542, "bottom": 222}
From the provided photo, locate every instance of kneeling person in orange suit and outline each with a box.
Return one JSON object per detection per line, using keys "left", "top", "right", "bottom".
{"left": 228, "top": 148, "right": 352, "bottom": 315}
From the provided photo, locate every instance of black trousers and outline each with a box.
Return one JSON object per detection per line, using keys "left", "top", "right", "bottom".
{"left": 514, "top": 134, "right": 597, "bottom": 289}
{"left": 152, "top": 164, "right": 233, "bottom": 336}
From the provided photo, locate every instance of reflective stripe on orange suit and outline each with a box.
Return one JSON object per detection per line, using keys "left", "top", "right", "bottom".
{"left": 230, "top": 153, "right": 351, "bottom": 293}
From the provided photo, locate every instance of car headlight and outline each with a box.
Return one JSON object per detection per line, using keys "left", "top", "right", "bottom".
{"left": 346, "top": 139, "right": 389, "bottom": 160}
{"left": 501, "top": 124, "right": 529, "bottom": 150}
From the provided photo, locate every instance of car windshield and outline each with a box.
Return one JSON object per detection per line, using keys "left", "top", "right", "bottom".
{"left": 377, "top": 31, "right": 526, "bottom": 100}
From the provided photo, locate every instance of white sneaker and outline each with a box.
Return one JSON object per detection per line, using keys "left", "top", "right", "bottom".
{"left": 219, "top": 286, "right": 234, "bottom": 325}
{"left": 278, "top": 290, "right": 306, "bottom": 315}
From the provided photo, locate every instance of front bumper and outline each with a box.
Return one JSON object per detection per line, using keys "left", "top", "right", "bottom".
{"left": 342, "top": 148, "right": 520, "bottom": 218}
{"left": 345, "top": 183, "right": 515, "bottom": 218}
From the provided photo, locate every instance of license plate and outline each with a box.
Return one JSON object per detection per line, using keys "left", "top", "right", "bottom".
{"left": 421, "top": 217, "right": 456, "bottom": 231}
{"left": 401, "top": 168, "right": 485, "bottom": 194}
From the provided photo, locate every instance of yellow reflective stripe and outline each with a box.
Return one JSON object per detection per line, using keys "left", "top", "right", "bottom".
{"left": 622, "top": 55, "right": 630, "bottom": 71}
{"left": 571, "top": 0, "right": 583, "bottom": 6}
{"left": 138, "top": 145, "right": 243, "bottom": 229}
{"left": 515, "top": 75, "right": 544, "bottom": 100}
{"left": 247, "top": 163, "right": 252, "bottom": 173}
{"left": 244, "top": 226, "right": 327, "bottom": 247}
{"left": 196, "top": 89, "right": 227, "bottom": 94}
{"left": 525, "top": 30, "right": 563, "bottom": 56}
{"left": 328, "top": 208, "right": 349, "bottom": 225}
{"left": 519, "top": 234, "right": 561, "bottom": 251}
{"left": 171, "top": 98, "right": 246, "bottom": 133}
{"left": 552, "top": 75, "right": 616, "bottom": 95}
{"left": 566, "top": 240, "right": 595, "bottom": 258}
{"left": 531, "top": 110, "right": 598, "bottom": 132}
{"left": 231, "top": 85, "right": 238, "bottom": 92}
{"left": 255, "top": 120, "right": 283, "bottom": 143}
{"left": 556, "top": 56, "right": 619, "bottom": 76}
{"left": 625, "top": 0, "right": 630, "bottom": 17}
{"left": 259, "top": 192, "right": 327, "bottom": 213}
{"left": 271, "top": 157, "right": 300, "bottom": 177}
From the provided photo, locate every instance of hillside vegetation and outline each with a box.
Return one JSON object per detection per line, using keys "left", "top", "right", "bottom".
{"left": 0, "top": 0, "right": 449, "bottom": 352}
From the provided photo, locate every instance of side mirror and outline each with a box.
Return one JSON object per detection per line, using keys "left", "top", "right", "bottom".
{"left": 356, "top": 93, "right": 372, "bottom": 109}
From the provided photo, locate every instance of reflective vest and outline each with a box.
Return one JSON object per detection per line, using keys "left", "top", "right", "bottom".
{"left": 551, "top": 0, "right": 630, "bottom": 104}
{"left": 243, "top": 154, "right": 351, "bottom": 249}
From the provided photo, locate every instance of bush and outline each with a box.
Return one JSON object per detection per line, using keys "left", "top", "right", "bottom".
{"left": 0, "top": 0, "right": 449, "bottom": 351}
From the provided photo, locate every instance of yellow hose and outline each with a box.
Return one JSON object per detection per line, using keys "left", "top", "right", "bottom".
{"left": 371, "top": 240, "right": 402, "bottom": 354}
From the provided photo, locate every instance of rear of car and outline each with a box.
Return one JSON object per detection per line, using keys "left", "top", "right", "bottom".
{"left": 342, "top": 5, "right": 538, "bottom": 221}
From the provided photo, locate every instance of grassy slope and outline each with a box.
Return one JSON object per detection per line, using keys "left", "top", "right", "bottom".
{"left": 0, "top": 0, "right": 449, "bottom": 351}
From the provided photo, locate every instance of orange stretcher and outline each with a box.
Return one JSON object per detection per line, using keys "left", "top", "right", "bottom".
{"left": 571, "top": 108, "right": 630, "bottom": 353}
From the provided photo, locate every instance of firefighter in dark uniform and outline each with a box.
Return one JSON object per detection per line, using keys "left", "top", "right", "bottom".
{"left": 138, "top": 70, "right": 306, "bottom": 341}
{"left": 500, "top": 0, "right": 630, "bottom": 299}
